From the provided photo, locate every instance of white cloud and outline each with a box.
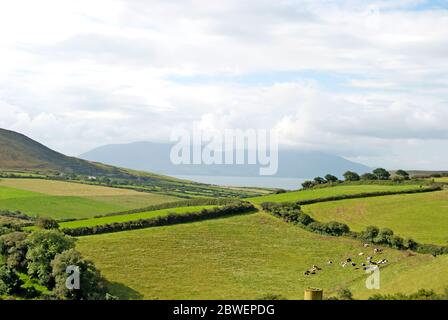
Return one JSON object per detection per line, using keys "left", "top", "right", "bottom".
{"left": 1, "top": 0, "right": 448, "bottom": 169}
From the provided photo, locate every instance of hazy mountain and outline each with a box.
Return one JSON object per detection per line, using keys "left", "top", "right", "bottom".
{"left": 80, "top": 141, "right": 371, "bottom": 178}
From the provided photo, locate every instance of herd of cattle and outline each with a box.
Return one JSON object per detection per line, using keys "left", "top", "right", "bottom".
{"left": 304, "top": 244, "right": 388, "bottom": 276}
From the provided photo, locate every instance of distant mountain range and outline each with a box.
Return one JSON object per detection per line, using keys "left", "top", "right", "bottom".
{"left": 80, "top": 141, "right": 371, "bottom": 179}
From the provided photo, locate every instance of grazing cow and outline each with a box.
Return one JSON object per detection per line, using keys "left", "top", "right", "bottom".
{"left": 328, "top": 260, "right": 333, "bottom": 265}
{"left": 361, "top": 263, "right": 366, "bottom": 267}
{"left": 342, "top": 262, "right": 347, "bottom": 268}
{"left": 358, "top": 252, "right": 364, "bottom": 256}
{"left": 304, "top": 271, "right": 310, "bottom": 276}
{"left": 364, "top": 243, "right": 370, "bottom": 248}
{"left": 351, "top": 262, "right": 357, "bottom": 267}
{"left": 313, "top": 265, "right": 322, "bottom": 271}
{"left": 374, "top": 248, "right": 383, "bottom": 254}
{"left": 346, "top": 258, "right": 352, "bottom": 262}
{"left": 367, "top": 256, "right": 373, "bottom": 261}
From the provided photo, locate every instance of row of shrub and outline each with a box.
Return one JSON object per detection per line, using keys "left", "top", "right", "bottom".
{"left": 313, "top": 178, "right": 432, "bottom": 189}
{"left": 369, "top": 289, "right": 448, "bottom": 300}
{"left": 56, "top": 198, "right": 238, "bottom": 223}
{"left": 261, "top": 202, "right": 350, "bottom": 237}
{"left": 262, "top": 202, "right": 448, "bottom": 256}
{"left": 295, "top": 186, "right": 442, "bottom": 206}
{"left": 328, "top": 288, "right": 448, "bottom": 300}
{"left": 63, "top": 201, "right": 255, "bottom": 236}
{"left": 99, "top": 198, "right": 238, "bottom": 218}
{"left": 0, "top": 210, "right": 34, "bottom": 221}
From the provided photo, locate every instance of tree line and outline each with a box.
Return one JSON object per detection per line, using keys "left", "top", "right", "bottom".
{"left": 302, "top": 168, "right": 412, "bottom": 189}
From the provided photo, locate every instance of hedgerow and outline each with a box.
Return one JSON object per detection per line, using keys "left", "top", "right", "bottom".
{"left": 295, "top": 186, "right": 441, "bottom": 206}
{"left": 262, "top": 202, "right": 448, "bottom": 255}
{"left": 63, "top": 201, "right": 255, "bottom": 236}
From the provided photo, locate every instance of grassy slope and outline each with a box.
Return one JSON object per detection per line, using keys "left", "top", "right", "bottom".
{"left": 59, "top": 205, "right": 218, "bottom": 229}
{"left": 77, "top": 212, "right": 438, "bottom": 300}
{"left": 248, "top": 184, "right": 423, "bottom": 205}
{"left": 302, "top": 190, "right": 448, "bottom": 245}
{"left": 0, "top": 179, "right": 179, "bottom": 219}
{"left": 349, "top": 253, "right": 448, "bottom": 299}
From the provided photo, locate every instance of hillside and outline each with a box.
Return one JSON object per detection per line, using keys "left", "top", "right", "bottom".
{"left": 80, "top": 141, "right": 371, "bottom": 178}
{"left": 0, "top": 128, "right": 129, "bottom": 177}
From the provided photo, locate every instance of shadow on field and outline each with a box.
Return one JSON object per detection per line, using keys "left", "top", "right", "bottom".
{"left": 106, "top": 281, "right": 144, "bottom": 300}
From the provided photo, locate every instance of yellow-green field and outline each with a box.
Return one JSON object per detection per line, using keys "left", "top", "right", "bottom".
{"left": 248, "top": 184, "right": 425, "bottom": 205}
{"left": 76, "top": 212, "right": 443, "bottom": 300}
{"left": 302, "top": 190, "right": 448, "bottom": 245}
{"left": 0, "top": 179, "right": 179, "bottom": 219}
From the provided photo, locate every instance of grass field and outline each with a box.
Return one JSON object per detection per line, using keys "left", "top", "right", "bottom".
{"left": 248, "top": 184, "right": 425, "bottom": 205}
{"left": 0, "top": 179, "right": 179, "bottom": 220}
{"left": 59, "top": 205, "right": 218, "bottom": 229}
{"left": 302, "top": 190, "right": 448, "bottom": 245}
{"left": 434, "top": 177, "right": 448, "bottom": 183}
{"left": 76, "top": 212, "right": 441, "bottom": 300}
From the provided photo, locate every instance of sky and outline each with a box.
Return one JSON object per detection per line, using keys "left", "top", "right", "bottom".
{"left": 1, "top": 0, "right": 448, "bottom": 169}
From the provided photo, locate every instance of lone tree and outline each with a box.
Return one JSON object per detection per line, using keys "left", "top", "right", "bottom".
{"left": 395, "top": 169, "right": 410, "bottom": 180}
{"left": 301, "top": 180, "right": 315, "bottom": 189}
{"left": 25, "top": 230, "right": 75, "bottom": 286}
{"left": 324, "top": 174, "right": 339, "bottom": 183}
{"left": 343, "top": 171, "right": 360, "bottom": 181}
{"left": 373, "top": 168, "right": 391, "bottom": 180}
{"left": 51, "top": 249, "right": 107, "bottom": 300}
{"left": 361, "top": 173, "right": 377, "bottom": 181}
{"left": 36, "top": 217, "right": 59, "bottom": 230}
{"left": 314, "top": 177, "right": 326, "bottom": 185}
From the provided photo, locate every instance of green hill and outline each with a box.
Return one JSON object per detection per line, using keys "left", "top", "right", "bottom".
{"left": 0, "top": 128, "right": 130, "bottom": 177}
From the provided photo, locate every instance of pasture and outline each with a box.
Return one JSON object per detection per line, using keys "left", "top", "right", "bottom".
{"left": 76, "top": 212, "right": 437, "bottom": 300}
{"left": 302, "top": 190, "right": 448, "bottom": 245}
{"left": 0, "top": 179, "right": 179, "bottom": 220}
{"left": 248, "top": 184, "right": 425, "bottom": 205}
{"left": 59, "top": 205, "right": 218, "bottom": 229}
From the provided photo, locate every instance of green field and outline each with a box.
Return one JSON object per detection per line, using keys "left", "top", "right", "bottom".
{"left": 0, "top": 179, "right": 179, "bottom": 220}
{"left": 248, "top": 184, "right": 425, "bottom": 205}
{"left": 59, "top": 205, "right": 218, "bottom": 229}
{"left": 76, "top": 212, "right": 442, "bottom": 300}
{"left": 302, "top": 190, "right": 448, "bottom": 245}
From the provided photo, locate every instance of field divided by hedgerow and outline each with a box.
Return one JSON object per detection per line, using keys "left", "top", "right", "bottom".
{"left": 248, "top": 184, "right": 425, "bottom": 205}
{"left": 59, "top": 205, "right": 218, "bottom": 229}
{"left": 0, "top": 179, "right": 180, "bottom": 219}
{"left": 76, "top": 212, "right": 442, "bottom": 300}
{"left": 302, "top": 190, "right": 448, "bottom": 245}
